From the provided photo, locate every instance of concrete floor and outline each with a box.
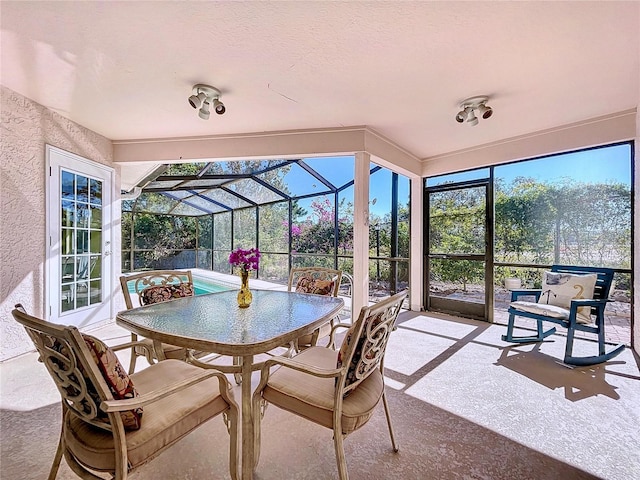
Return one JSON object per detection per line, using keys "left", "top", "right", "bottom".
{"left": 2, "top": 310, "right": 639, "bottom": 480}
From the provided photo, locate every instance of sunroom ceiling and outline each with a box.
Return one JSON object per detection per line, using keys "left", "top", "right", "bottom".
{"left": 2, "top": 2, "right": 637, "bottom": 165}
{"left": 124, "top": 157, "right": 360, "bottom": 216}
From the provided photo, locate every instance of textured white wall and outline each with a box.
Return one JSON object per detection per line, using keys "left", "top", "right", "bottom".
{"left": 0, "top": 86, "right": 115, "bottom": 361}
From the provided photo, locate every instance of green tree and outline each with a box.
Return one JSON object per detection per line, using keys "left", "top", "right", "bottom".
{"left": 428, "top": 187, "right": 484, "bottom": 290}
{"left": 495, "top": 177, "right": 555, "bottom": 264}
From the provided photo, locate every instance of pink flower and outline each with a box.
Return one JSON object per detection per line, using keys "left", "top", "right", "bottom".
{"left": 229, "top": 248, "right": 261, "bottom": 271}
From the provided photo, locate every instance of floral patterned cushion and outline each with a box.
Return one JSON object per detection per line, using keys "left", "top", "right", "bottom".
{"left": 295, "top": 276, "right": 335, "bottom": 296}
{"left": 336, "top": 311, "right": 385, "bottom": 396}
{"left": 83, "top": 335, "right": 143, "bottom": 430}
{"left": 140, "top": 282, "right": 194, "bottom": 305}
{"left": 49, "top": 334, "right": 143, "bottom": 430}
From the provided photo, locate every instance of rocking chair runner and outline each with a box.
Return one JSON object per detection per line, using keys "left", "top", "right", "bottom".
{"left": 502, "top": 265, "right": 625, "bottom": 366}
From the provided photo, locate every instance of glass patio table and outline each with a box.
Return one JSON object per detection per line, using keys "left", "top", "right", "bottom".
{"left": 116, "top": 288, "right": 344, "bottom": 480}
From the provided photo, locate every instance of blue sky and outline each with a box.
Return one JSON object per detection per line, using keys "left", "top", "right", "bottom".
{"left": 430, "top": 143, "right": 632, "bottom": 187}
{"left": 496, "top": 143, "right": 631, "bottom": 185}
{"left": 289, "top": 156, "right": 410, "bottom": 218}
{"left": 292, "top": 143, "right": 631, "bottom": 219}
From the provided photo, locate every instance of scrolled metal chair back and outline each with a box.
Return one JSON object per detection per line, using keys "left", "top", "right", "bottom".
{"left": 120, "top": 269, "right": 194, "bottom": 309}
{"left": 339, "top": 290, "right": 407, "bottom": 396}
{"left": 12, "top": 305, "right": 111, "bottom": 429}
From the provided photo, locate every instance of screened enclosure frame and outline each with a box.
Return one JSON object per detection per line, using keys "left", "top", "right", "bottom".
{"left": 423, "top": 140, "right": 634, "bottom": 345}
{"left": 122, "top": 157, "right": 409, "bottom": 298}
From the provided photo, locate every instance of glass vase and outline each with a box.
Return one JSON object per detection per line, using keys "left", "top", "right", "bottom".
{"left": 237, "top": 270, "right": 252, "bottom": 308}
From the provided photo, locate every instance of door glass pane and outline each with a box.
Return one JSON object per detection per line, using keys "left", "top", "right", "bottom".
{"left": 90, "top": 231, "right": 102, "bottom": 253}
{"left": 61, "top": 171, "right": 75, "bottom": 200}
{"left": 90, "top": 205, "right": 102, "bottom": 228}
{"left": 76, "top": 230, "right": 88, "bottom": 253}
{"left": 61, "top": 256, "right": 74, "bottom": 282}
{"left": 77, "top": 204, "right": 90, "bottom": 228}
{"left": 429, "top": 187, "right": 485, "bottom": 255}
{"left": 62, "top": 201, "right": 75, "bottom": 227}
{"left": 61, "top": 285, "right": 74, "bottom": 312}
{"left": 61, "top": 229, "right": 74, "bottom": 255}
{"left": 76, "top": 282, "right": 89, "bottom": 308}
{"left": 90, "top": 179, "right": 102, "bottom": 205}
{"left": 60, "top": 170, "right": 103, "bottom": 312}
{"left": 77, "top": 256, "right": 90, "bottom": 280}
{"left": 90, "top": 255, "right": 101, "bottom": 279}
{"left": 77, "top": 176, "right": 89, "bottom": 203}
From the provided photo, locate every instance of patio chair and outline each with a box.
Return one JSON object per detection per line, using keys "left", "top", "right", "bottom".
{"left": 11, "top": 304, "right": 239, "bottom": 480}
{"left": 501, "top": 265, "right": 625, "bottom": 366}
{"left": 120, "top": 270, "right": 196, "bottom": 373}
{"left": 288, "top": 266, "right": 343, "bottom": 352}
{"left": 252, "top": 290, "right": 407, "bottom": 480}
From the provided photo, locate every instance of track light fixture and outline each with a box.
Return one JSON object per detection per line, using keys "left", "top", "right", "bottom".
{"left": 455, "top": 95, "right": 493, "bottom": 125}
{"left": 198, "top": 100, "right": 211, "bottom": 120}
{"left": 212, "top": 98, "right": 225, "bottom": 115}
{"left": 188, "top": 84, "right": 226, "bottom": 119}
{"left": 188, "top": 91, "right": 207, "bottom": 109}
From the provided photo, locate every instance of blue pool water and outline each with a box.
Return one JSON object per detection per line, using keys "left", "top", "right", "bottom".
{"left": 193, "top": 276, "right": 234, "bottom": 295}
{"left": 126, "top": 275, "right": 234, "bottom": 296}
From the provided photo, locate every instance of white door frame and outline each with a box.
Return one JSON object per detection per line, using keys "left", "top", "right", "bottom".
{"left": 45, "top": 145, "right": 115, "bottom": 327}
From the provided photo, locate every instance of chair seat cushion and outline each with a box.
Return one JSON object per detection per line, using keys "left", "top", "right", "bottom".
{"left": 263, "top": 346, "right": 384, "bottom": 435}
{"left": 510, "top": 301, "right": 591, "bottom": 325}
{"left": 64, "top": 359, "right": 230, "bottom": 471}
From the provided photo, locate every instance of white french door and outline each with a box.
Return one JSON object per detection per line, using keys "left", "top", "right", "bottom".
{"left": 46, "top": 145, "right": 114, "bottom": 327}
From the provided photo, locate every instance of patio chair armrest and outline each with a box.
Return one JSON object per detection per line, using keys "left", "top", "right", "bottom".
{"left": 110, "top": 340, "right": 153, "bottom": 355}
{"left": 100, "top": 369, "right": 228, "bottom": 412}
{"left": 569, "top": 298, "right": 608, "bottom": 307}
{"left": 328, "top": 322, "right": 352, "bottom": 349}
{"left": 568, "top": 298, "right": 608, "bottom": 317}
{"left": 510, "top": 289, "right": 542, "bottom": 301}
{"left": 253, "top": 355, "right": 343, "bottom": 406}
{"left": 262, "top": 356, "right": 342, "bottom": 379}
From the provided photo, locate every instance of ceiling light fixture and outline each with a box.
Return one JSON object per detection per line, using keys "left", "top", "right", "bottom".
{"left": 455, "top": 95, "right": 493, "bottom": 125}
{"left": 211, "top": 98, "right": 226, "bottom": 115}
{"left": 198, "top": 100, "right": 211, "bottom": 120}
{"left": 188, "top": 84, "right": 226, "bottom": 119}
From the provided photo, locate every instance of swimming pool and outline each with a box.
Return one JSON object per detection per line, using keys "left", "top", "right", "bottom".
{"left": 192, "top": 275, "right": 235, "bottom": 295}
{"left": 125, "top": 274, "right": 235, "bottom": 296}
